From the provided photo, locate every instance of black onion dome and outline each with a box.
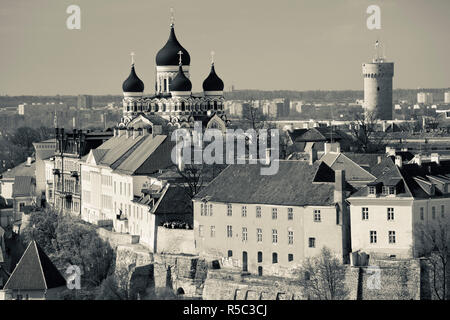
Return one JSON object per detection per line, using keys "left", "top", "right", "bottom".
{"left": 202, "top": 64, "right": 224, "bottom": 91}
{"left": 170, "top": 65, "right": 192, "bottom": 92}
{"left": 156, "top": 26, "right": 190, "bottom": 66}
{"left": 122, "top": 65, "right": 144, "bottom": 92}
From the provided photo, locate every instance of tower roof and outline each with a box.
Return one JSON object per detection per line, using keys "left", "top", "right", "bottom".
{"left": 170, "top": 64, "right": 192, "bottom": 92}
{"left": 156, "top": 26, "right": 190, "bottom": 66}
{"left": 203, "top": 63, "right": 224, "bottom": 92}
{"left": 122, "top": 64, "right": 144, "bottom": 92}
{"left": 4, "top": 241, "right": 66, "bottom": 291}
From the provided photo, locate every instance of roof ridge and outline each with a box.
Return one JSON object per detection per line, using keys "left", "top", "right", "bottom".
{"left": 339, "top": 152, "right": 376, "bottom": 179}
{"left": 3, "top": 241, "right": 32, "bottom": 289}
{"left": 34, "top": 241, "right": 48, "bottom": 290}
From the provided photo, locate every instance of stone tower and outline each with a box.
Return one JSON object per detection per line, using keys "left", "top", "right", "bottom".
{"left": 362, "top": 42, "right": 394, "bottom": 120}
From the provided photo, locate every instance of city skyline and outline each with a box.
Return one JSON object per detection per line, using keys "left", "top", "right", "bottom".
{"left": 0, "top": 0, "right": 449, "bottom": 95}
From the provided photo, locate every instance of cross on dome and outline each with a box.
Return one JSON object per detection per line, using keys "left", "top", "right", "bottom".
{"left": 130, "top": 52, "right": 135, "bottom": 65}
{"left": 170, "top": 7, "right": 175, "bottom": 27}
{"left": 178, "top": 50, "right": 183, "bottom": 65}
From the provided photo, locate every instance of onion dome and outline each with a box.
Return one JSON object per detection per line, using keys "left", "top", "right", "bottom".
{"left": 122, "top": 64, "right": 144, "bottom": 92}
{"left": 203, "top": 63, "right": 224, "bottom": 92}
{"left": 156, "top": 26, "right": 190, "bottom": 66}
{"left": 170, "top": 65, "right": 192, "bottom": 92}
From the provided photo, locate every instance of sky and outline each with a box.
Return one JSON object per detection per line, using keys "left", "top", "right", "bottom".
{"left": 0, "top": 0, "right": 449, "bottom": 95}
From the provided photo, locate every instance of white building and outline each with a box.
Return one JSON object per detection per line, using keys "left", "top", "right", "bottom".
{"left": 79, "top": 115, "right": 191, "bottom": 250}
{"left": 348, "top": 154, "right": 450, "bottom": 259}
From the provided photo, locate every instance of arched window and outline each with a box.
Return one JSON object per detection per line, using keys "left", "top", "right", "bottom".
{"left": 214, "top": 101, "right": 218, "bottom": 110}
{"left": 272, "top": 252, "right": 278, "bottom": 263}
{"left": 181, "top": 101, "right": 185, "bottom": 111}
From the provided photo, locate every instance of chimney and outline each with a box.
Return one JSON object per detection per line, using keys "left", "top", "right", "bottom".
{"left": 382, "top": 121, "right": 387, "bottom": 132}
{"left": 415, "top": 154, "right": 422, "bottom": 166}
{"left": 26, "top": 157, "right": 33, "bottom": 166}
{"left": 377, "top": 155, "right": 382, "bottom": 164}
{"left": 309, "top": 148, "right": 318, "bottom": 165}
{"left": 395, "top": 155, "right": 403, "bottom": 168}
{"left": 334, "top": 170, "right": 346, "bottom": 212}
{"left": 431, "top": 153, "right": 440, "bottom": 165}
{"left": 324, "top": 142, "right": 332, "bottom": 155}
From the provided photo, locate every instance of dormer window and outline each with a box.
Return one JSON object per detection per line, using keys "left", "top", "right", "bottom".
{"left": 383, "top": 186, "right": 396, "bottom": 196}
{"left": 368, "top": 186, "right": 376, "bottom": 195}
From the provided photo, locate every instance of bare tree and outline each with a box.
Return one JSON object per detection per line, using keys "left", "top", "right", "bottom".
{"left": 349, "top": 110, "right": 387, "bottom": 153}
{"left": 415, "top": 219, "right": 450, "bottom": 300}
{"left": 176, "top": 164, "right": 205, "bottom": 200}
{"left": 295, "top": 247, "right": 348, "bottom": 300}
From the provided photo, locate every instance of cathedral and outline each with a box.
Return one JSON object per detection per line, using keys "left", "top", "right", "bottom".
{"left": 120, "top": 13, "right": 228, "bottom": 132}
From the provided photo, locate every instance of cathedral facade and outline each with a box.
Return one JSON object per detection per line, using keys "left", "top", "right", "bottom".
{"left": 120, "top": 16, "right": 228, "bottom": 131}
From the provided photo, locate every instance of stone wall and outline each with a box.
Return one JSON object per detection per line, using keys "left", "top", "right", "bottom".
{"left": 113, "top": 244, "right": 206, "bottom": 299}
{"left": 202, "top": 269, "right": 306, "bottom": 300}
{"left": 97, "top": 227, "right": 139, "bottom": 249}
{"left": 112, "top": 244, "right": 430, "bottom": 300}
{"left": 156, "top": 227, "right": 195, "bottom": 255}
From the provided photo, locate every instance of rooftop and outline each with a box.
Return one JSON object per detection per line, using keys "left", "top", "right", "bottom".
{"left": 194, "top": 160, "right": 338, "bottom": 207}
{"left": 4, "top": 241, "right": 66, "bottom": 291}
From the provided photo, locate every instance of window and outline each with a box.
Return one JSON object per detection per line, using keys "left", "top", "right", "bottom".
{"left": 288, "top": 231, "right": 294, "bottom": 245}
{"left": 227, "top": 204, "right": 232, "bottom": 216}
{"left": 257, "top": 228, "right": 263, "bottom": 242}
{"left": 272, "top": 229, "right": 278, "bottom": 243}
{"left": 432, "top": 206, "right": 436, "bottom": 219}
{"left": 383, "top": 186, "right": 396, "bottom": 195}
{"left": 227, "top": 225, "right": 232, "bottom": 238}
{"left": 288, "top": 254, "right": 294, "bottom": 262}
{"left": 389, "top": 231, "right": 396, "bottom": 244}
{"left": 287, "top": 208, "right": 293, "bottom": 220}
{"left": 362, "top": 207, "right": 369, "bottom": 220}
{"left": 256, "top": 206, "right": 261, "bottom": 218}
{"left": 210, "top": 226, "right": 215, "bottom": 238}
{"left": 198, "top": 225, "right": 204, "bottom": 237}
{"left": 272, "top": 252, "right": 278, "bottom": 264}
{"left": 387, "top": 208, "right": 394, "bottom": 220}
{"left": 242, "top": 227, "right": 248, "bottom": 241}
{"left": 314, "top": 209, "right": 321, "bottom": 222}
{"left": 241, "top": 206, "right": 247, "bottom": 217}
{"left": 308, "top": 237, "right": 316, "bottom": 248}
{"left": 209, "top": 204, "right": 213, "bottom": 216}
{"left": 369, "top": 186, "right": 376, "bottom": 195}
{"left": 258, "top": 266, "right": 263, "bottom": 276}
{"left": 420, "top": 207, "right": 424, "bottom": 220}
{"left": 272, "top": 208, "right": 277, "bottom": 220}
{"left": 200, "top": 203, "right": 204, "bottom": 216}
{"left": 227, "top": 250, "right": 233, "bottom": 258}
{"left": 370, "top": 231, "right": 377, "bottom": 243}
{"left": 441, "top": 205, "right": 445, "bottom": 218}
{"left": 257, "top": 251, "right": 263, "bottom": 263}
